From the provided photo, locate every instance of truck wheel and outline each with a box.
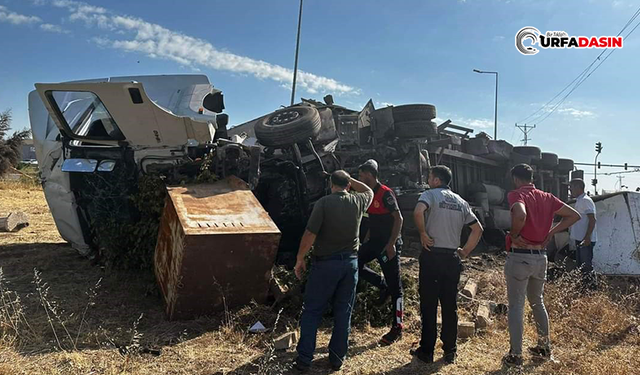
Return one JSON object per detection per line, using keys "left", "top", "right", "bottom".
{"left": 540, "top": 152, "right": 559, "bottom": 168}
{"left": 558, "top": 158, "right": 574, "bottom": 172}
{"left": 392, "top": 104, "right": 437, "bottom": 123}
{"left": 255, "top": 106, "right": 321, "bottom": 147}
{"left": 395, "top": 120, "right": 438, "bottom": 138}
{"left": 513, "top": 146, "right": 542, "bottom": 161}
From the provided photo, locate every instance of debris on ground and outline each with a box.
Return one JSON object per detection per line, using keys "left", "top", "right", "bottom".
{"left": 461, "top": 278, "right": 478, "bottom": 300}
{"left": 457, "top": 321, "right": 475, "bottom": 338}
{"left": 249, "top": 321, "right": 267, "bottom": 333}
{"left": 0, "top": 211, "right": 29, "bottom": 232}
{"left": 274, "top": 331, "right": 298, "bottom": 350}
{"left": 475, "top": 301, "right": 492, "bottom": 329}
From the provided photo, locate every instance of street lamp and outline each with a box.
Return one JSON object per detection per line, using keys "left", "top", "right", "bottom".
{"left": 290, "top": 0, "right": 304, "bottom": 106}
{"left": 473, "top": 69, "right": 499, "bottom": 140}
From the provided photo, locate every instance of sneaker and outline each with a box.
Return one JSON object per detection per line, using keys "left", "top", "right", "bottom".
{"left": 443, "top": 351, "right": 456, "bottom": 364}
{"left": 410, "top": 347, "right": 434, "bottom": 364}
{"left": 330, "top": 362, "right": 342, "bottom": 371}
{"left": 293, "top": 359, "right": 310, "bottom": 373}
{"left": 380, "top": 327, "right": 402, "bottom": 345}
{"left": 528, "top": 345, "right": 552, "bottom": 359}
{"left": 502, "top": 353, "right": 524, "bottom": 367}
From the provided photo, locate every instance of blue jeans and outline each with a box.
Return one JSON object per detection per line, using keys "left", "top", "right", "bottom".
{"left": 575, "top": 240, "right": 596, "bottom": 274}
{"left": 296, "top": 254, "right": 358, "bottom": 367}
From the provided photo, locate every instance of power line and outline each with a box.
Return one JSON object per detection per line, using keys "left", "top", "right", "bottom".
{"left": 518, "top": 5, "right": 640, "bottom": 124}
{"left": 533, "top": 18, "right": 640, "bottom": 126}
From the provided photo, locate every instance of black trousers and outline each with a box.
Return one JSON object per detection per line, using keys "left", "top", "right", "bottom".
{"left": 419, "top": 249, "right": 463, "bottom": 354}
{"left": 358, "top": 238, "right": 404, "bottom": 328}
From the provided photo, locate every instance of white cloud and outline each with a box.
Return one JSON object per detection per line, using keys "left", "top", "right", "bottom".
{"left": 41, "top": 0, "right": 357, "bottom": 95}
{"left": 375, "top": 101, "right": 394, "bottom": 107}
{"left": 492, "top": 36, "right": 506, "bottom": 42}
{"left": 40, "top": 23, "right": 69, "bottom": 34}
{"left": 557, "top": 107, "right": 595, "bottom": 118}
{"left": 454, "top": 117, "right": 494, "bottom": 129}
{"left": 0, "top": 5, "right": 41, "bottom": 25}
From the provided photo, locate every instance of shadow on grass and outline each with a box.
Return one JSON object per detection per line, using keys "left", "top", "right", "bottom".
{"left": 0, "top": 242, "right": 279, "bottom": 356}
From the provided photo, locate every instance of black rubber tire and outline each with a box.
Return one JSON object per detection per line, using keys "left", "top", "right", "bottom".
{"left": 513, "top": 146, "right": 542, "bottom": 160}
{"left": 255, "top": 106, "right": 321, "bottom": 147}
{"left": 395, "top": 120, "right": 438, "bottom": 138}
{"left": 392, "top": 104, "right": 436, "bottom": 123}
{"left": 558, "top": 158, "right": 574, "bottom": 172}
{"left": 540, "top": 152, "right": 559, "bottom": 167}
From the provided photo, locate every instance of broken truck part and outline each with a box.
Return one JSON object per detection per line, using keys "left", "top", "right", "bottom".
{"left": 155, "top": 176, "right": 281, "bottom": 320}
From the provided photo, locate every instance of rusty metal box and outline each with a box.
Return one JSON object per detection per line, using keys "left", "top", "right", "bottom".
{"left": 154, "top": 176, "right": 281, "bottom": 320}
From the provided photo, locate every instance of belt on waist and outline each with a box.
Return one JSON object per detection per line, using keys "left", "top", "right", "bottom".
{"left": 510, "top": 248, "right": 547, "bottom": 255}
{"left": 426, "top": 247, "right": 458, "bottom": 254}
{"left": 314, "top": 251, "right": 358, "bottom": 261}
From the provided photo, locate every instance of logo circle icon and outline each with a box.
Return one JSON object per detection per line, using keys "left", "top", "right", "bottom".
{"left": 515, "top": 27, "right": 541, "bottom": 55}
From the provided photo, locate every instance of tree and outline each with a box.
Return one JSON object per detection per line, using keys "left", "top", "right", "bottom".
{"left": 0, "top": 109, "right": 31, "bottom": 177}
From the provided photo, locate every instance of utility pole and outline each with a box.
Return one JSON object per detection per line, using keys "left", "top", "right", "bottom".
{"left": 473, "top": 69, "right": 499, "bottom": 139}
{"left": 616, "top": 175, "right": 625, "bottom": 191}
{"left": 515, "top": 123, "right": 536, "bottom": 145}
{"left": 290, "top": 0, "right": 304, "bottom": 106}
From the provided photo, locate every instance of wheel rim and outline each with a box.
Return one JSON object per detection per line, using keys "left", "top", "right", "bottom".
{"left": 268, "top": 110, "right": 300, "bottom": 126}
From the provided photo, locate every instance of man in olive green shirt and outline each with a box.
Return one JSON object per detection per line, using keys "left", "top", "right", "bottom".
{"left": 294, "top": 170, "right": 373, "bottom": 372}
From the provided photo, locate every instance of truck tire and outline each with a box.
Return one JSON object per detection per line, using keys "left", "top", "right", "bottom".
{"left": 395, "top": 120, "right": 438, "bottom": 138}
{"left": 255, "top": 106, "right": 321, "bottom": 147}
{"left": 540, "top": 152, "right": 559, "bottom": 168}
{"left": 392, "top": 104, "right": 437, "bottom": 123}
{"left": 558, "top": 158, "right": 574, "bottom": 172}
{"left": 513, "top": 146, "right": 542, "bottom": 161}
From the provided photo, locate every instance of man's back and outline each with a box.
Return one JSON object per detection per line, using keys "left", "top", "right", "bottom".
{"left": 307, "top": 190, "right": 373, "bottom": 256}
{"left": 508, "top": 184, "right": 564, "bottom": 245}
{"left": 418, "top": 187, "right": 477, "bottom": 249}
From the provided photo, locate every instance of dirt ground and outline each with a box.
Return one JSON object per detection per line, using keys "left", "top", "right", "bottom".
{"left": 1, "top": 180, "right": 640, "bottom": 375}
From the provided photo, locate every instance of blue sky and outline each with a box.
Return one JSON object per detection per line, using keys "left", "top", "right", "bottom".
{"left": 0, "top": 0, "right": 639, "bottom": 191}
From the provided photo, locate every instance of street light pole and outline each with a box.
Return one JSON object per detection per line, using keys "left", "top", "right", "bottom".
{"left": 473, "top": 69, "right": 499, "bottom": 140}
{"left": 290, "top": 0, "right": 304, "bottom": 106}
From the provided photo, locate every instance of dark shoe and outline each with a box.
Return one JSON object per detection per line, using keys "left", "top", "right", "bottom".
{"left": 528, "top": 345, "right": 552, "bottom": 359}
{"left": 380, "top": 326, "right": 402, "bottom": 345}
{"left": 330, "top": 362, "right": 342, "bottom": 371}
{"left": 376, "top": 287, "right": 391, "bottom": 306}
{"left": 443, "top": 351, "right": 456, "bottom": 364}
{"left": 410, "top": 347, "right": 434, "bottom": 364}
{"left": 502, "top": 353, "right": 524, "bottom": 367}
{"left": 293, "top": 359, "right": 310, "bottom": 373}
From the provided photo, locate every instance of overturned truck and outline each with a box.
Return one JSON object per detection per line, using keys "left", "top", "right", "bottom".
{"left": 29, "top": 75, "right": 575, "bottom": 319}
{"left": 229, "top": 95, "right": 575, "bottom": 262}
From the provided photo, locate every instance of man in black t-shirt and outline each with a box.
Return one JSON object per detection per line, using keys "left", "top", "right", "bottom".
{"left": 357, "top": 159, "right": 405, "bottom": 345}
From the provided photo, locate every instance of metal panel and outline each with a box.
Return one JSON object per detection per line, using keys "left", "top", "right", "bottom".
{"left": 582, "top": 192, "right": 640, "bottom": 275}
{"left": 154, "top": 176, "right": 281, "bottom": 320}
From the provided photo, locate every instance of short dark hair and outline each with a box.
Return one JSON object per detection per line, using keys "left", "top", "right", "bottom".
{"left": 429, "top": 165, "right": 452, "bottom": 185}
{"left": 511, "top": 164, "right": 534, "bottom": 182}
{"left": 331, "top": 170, "right": 350, "bottom": 188}
{"left": 570, "top": 178, "right": 585, "bottom": 190}
{"left": 358, "top": 164, "right": 378, "bottom": 178}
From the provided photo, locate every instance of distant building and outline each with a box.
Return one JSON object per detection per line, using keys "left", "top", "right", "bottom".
{"left": 21, "top": 139, "right": 36, "bottom": 161}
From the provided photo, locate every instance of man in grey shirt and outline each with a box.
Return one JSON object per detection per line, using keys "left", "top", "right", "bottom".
{"left": 411, "top": 165, "right": 483, "bottom": 365}
{"left": 293, "top": 170, "right": 373, "bottom": 373}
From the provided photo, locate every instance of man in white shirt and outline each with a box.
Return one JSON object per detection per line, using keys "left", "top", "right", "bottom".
{"left": 569, "top": 179, "right": 597, "bottom": 282}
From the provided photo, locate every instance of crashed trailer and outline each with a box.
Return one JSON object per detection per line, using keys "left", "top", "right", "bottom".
{"left": 154, "top": 176, "right": 281, "bottom": 320}
{"left": 585, "top": 191, "right": 640, "bottom": 276}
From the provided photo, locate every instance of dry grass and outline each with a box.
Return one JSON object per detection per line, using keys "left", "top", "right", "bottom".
{"left": 1, "top": 182, "right": 639, "bottom": 374}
